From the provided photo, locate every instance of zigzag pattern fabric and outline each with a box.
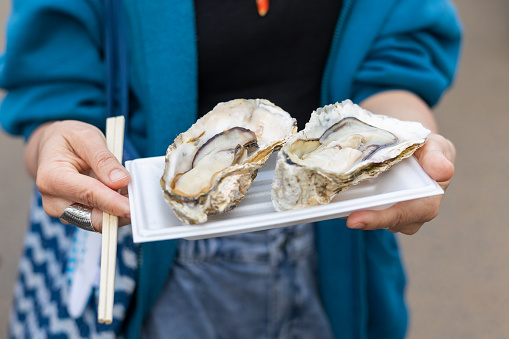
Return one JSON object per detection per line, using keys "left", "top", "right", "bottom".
{"left": 8, "top": 188, "right": 138, "bottom": 338}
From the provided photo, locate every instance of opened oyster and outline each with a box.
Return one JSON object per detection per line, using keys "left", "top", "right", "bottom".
{"left": 161, "top": 99, "right": 297, "bottom": 224}
{"left": 271, "top": 100, "right": 430, "bottom": 211}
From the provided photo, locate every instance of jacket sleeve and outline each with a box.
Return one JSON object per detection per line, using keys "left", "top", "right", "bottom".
{"left": 351, "top": 0, "right": 462, "bottom": 107}
{"left": 0, "top": 0, "right": 106, "bottom": 139}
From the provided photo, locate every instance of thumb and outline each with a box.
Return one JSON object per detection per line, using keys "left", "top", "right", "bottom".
{"left": 414, "top": 134, "right": 455, "bottom": 184}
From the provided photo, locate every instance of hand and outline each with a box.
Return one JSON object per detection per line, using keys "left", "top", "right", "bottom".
{"left": 25, "top": 120, "right": 131, "bottom": 233}
{"left": 346, "top": 133, "right": 456, "bottom": 235}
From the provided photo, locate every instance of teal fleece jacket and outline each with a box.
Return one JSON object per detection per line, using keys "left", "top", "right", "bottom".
{"left": 0, "top": 0, "right": 461, "bottom": 338}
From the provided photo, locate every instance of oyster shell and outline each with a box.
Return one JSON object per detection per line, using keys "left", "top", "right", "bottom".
{"left": 161, "top": 98, "right": 297, "bottom": 224}
{"left": 271, "top": 100, "right": 431, "bottom": 211}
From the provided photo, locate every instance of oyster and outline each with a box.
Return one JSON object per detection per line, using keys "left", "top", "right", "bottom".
{"left": 271, "top": 100, "right": 431, "bottom": 211}
{"left": 161, "top": 98, "right": 297, "bottom": 224}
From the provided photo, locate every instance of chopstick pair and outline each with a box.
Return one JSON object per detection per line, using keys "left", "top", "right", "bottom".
{"left": 98, "top": 116, "right": 125, "bottom": 324}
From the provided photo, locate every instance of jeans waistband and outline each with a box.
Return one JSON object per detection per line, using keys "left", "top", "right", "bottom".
{"left": 176, "top": 223, "right": 315, "bottom": 264}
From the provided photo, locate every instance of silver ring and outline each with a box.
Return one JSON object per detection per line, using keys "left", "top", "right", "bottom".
{"left": 60, "top": 203, "right": 96, "bottom": 232}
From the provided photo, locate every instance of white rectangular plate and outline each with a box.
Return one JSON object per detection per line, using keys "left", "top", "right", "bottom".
{"left": 126, "top": 154, "right": 443, "bottom": 243}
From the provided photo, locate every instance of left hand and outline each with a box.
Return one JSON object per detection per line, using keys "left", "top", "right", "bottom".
{"left": 346, "top": 133, "right": 455, "bottom": 235}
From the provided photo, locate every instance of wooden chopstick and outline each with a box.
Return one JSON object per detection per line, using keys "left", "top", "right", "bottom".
{"left": 98, "top": 116, "right": 125, "bottom": 324}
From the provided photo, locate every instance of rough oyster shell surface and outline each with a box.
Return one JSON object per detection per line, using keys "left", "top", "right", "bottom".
{"left": 271, "top": 100, "right": 431, "bottom": 211}
{"left": 161, "top": 98, "right": 297, "bottom": 224}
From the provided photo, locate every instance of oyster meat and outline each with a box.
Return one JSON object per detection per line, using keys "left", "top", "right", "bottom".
{"left": 271, "top": 100, "right": 431, "bottom": 211}
{"left": 161, "top": 98, "right": 297, "bottom": 224}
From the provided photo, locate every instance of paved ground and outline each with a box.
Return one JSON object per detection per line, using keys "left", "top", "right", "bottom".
{"left": 1, "top": 0, "right": 508, "bottom": 338}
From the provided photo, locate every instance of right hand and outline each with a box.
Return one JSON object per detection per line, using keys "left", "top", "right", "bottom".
{"left": 25, "top": 120, "right": 131, "bottom": 233}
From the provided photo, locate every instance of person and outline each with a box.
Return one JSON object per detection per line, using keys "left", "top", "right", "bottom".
{"left": 0, "top": 0, "right": 461, "bottom": 338}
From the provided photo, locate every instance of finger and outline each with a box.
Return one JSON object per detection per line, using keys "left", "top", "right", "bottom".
{"left": 49, "top": 195, "right": 131, "bottom": 232}
{"left": 346, "top": 195, "right": 440, "bottom": 232}
{"left": 91, "top": 208, "right": 131, "bottom": 233}
{"left": 386, "top": 222, "right": 423, "bottom": 235}
{"left": 119, "top": 185, "right": 129, "bottom": 197}
{"left": 66, "top": 126, "right": 130, "bottom": 189}
{"left": 37, "top": 169, "right": 130, "bottom": 218}
{"left": 58, "top": 205, "right": 131, "bottom": 233}
{"left": 57, "top": 205, "right": 103, "bottom": 233}
{"left": 414, "top": 135, "right": 455, "bottom": 184}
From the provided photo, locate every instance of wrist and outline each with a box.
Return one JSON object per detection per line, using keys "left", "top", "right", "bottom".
{"left": 359, "top": 90, "right": 438, "bottom": 133}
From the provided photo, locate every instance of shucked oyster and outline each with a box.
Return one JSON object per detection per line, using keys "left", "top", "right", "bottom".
{"left": 161, "top": 99, "right": 297, "bottom": 224}
{"left": 271, "top": 100, "right": 430, "bottom": 211}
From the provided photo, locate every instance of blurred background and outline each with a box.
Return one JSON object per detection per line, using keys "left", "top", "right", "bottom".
{"left": 1, "top": 0, "right": 508, "bottom": 338}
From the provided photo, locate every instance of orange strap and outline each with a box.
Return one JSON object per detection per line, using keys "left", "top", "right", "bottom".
{"left": 256, "top": 0, "right": 269, "bottom": 16}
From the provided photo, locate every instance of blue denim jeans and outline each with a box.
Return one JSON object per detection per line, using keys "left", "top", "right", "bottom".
{"left": 142, "top": 223, "right": 334, "bottom": 339}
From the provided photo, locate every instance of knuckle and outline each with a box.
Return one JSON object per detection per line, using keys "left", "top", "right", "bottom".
{"left": 446, "top": 138, "right": 455, "bottom": 153}
{"left": 401, "top": 225, "right": 422, "bottom": 235}
{"left": 420, "top": 201, "right": 440, "bottom": 223}
{"left": 70, "top": 123, "right": 101, "bottom": 140}
{"left": 390, "top": 210, "right": 408, "bottom": 229}
{"left": 78, "top": 186, "right": 97, "bottom": 207}
{"left": 427, "top": 204, "right": 440, "bottom": 222}
{"left": 35, "top": 166, "right": 59, "bottom": 194}
{"left": 35, "top": 175, "right": 47, "bottom": 194}
{"left": 40, "top": 197, "right": 59, "bottom": 218}
{"left": 94, "top": 150, "right": 116, "bottom": 172}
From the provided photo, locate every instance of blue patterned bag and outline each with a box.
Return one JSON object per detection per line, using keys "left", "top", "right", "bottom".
{"left": 9, "top": 191, "right": 137, "bottom": 338}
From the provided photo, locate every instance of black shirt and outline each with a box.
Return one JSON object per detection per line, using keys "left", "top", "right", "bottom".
{"left": 195, "top": 0, "right": 342, "bottom": 129}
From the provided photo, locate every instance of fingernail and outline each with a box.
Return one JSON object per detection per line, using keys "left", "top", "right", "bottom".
{"left": 110, "top": 169, "right": 128, "bottom": 182}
